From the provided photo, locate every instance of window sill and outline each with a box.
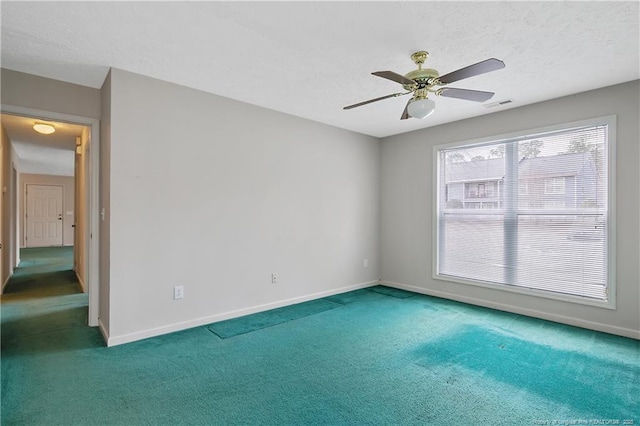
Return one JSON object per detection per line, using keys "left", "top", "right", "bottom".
{"left": 433, "top": 273, "right": 616, "bottom": 310}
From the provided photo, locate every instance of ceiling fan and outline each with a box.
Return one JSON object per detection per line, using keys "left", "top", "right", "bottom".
{"left": 344, "top": 51, "right": 505, "bottom": 120}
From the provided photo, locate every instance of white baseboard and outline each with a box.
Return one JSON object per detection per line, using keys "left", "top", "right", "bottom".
{"left": 381, "top": 280, "right": 640, "bottom": 340}
{"left": 106, "top": 280, "right": 379, "bottom": 347}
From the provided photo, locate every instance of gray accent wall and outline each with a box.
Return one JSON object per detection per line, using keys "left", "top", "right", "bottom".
{"left": 380, "top": 80, "right": 640, "bottom": 338}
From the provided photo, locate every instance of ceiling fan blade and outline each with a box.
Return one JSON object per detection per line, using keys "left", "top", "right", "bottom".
{"left": 343, "top": 92, "right": 409, "bottom": 110}
{"left": 372, "top": 71, "right": 416, "bottom": 86}
{"left": 400, "top": 98, "right": 411, "bottom": 120}
{"left": 439, "top": 87, "right": 495, "bottom": 102}
{"left": 438, "top": 58, "right": 505, "bottom": 84}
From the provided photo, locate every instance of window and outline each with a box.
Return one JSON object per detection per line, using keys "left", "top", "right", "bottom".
{"left": 486, "top": 182, "right": 495, "bottom": 197}
{"left": 478, "top": 183, "right": 486, "bottom": 197}
{"left": 545, "top": 177, "right": 565, "bottom": 194}
{"left": 435, "top": 117, "right": 614, "bottom": 306}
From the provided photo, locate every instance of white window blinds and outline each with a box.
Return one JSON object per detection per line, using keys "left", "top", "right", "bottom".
{"left": 436, "top": 124, "right": 609, "bottom": 301}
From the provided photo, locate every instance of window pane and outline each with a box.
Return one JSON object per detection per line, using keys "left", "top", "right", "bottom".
{"left": 437, "top": 123, "right": 609, "bottom": 301}
{"left": 516, "top": 215, "right": 607, "bottom": 299}
{"left": 518, "top": 127, "right": 607, "bottom": 210}
{"left": 439, "top": 213, "right": 505, "bottom": 284}
{"left": 442, "top": 145, "right": 505, "bottom": 210}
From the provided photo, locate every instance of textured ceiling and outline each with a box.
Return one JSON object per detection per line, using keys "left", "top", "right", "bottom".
{"left": 1, "top": 1, "right": 639, "bottom": 139}
{"left": 1, "top": 114, "right": 85, "bottom": 176}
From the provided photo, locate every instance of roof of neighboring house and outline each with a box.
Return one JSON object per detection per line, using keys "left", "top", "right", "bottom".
{"left": 519, "top": 152, "right": 594, "bottom": 178}
{"left": 446, "top": 152, "right": 595, "bottom": 183}
{"left": 446, "top": 158, "right": 504, "bottom": 182}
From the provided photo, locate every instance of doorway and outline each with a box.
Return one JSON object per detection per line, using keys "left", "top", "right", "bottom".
{"left": 0, "top": 106, "right": 100, "bottom": 327}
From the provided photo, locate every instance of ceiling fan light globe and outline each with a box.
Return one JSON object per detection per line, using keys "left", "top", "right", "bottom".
{"left": 407, "top": 98, "right": 435, "bottom": 119}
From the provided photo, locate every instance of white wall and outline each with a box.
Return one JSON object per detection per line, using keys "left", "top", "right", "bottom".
{"left": 105, "top": 69, "right": 380, "bottom": 344}
{"left": 19, "top": 173, "right": 75, "bottom": 247}
{"left": 380, "top": 80, "right": 640, "bottom": 338}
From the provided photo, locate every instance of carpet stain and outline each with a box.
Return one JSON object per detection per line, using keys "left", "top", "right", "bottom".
{"left": 414, "top": 324, "right": 640, "bottom": 419}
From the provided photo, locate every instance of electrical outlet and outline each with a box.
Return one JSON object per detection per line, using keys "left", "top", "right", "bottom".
{"left": 174, "top": 285, "right": 184, "bottom": 300}
{"left": 363, "top": 259, "right": 369, "bottom": 268}
{"left": 271, "top": 273, "right": 278, "bottom": 284}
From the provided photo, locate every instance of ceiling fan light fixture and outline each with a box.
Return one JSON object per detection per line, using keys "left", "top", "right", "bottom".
{"left": 344, "top": 51, "right": 504, "bottom": 120}
{"left": 407, "top": 98, "right": 435, "bottom": 119}
{"left": 33, "top": 123, "right": 56, "bottom": 135}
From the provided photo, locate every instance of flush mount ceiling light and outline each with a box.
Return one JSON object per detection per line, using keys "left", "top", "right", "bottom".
{"left": 407, "top": 97, "right": 436, "bottom": 119}
{"left": 33, "top": 123, "right": 55, "bottom": 135}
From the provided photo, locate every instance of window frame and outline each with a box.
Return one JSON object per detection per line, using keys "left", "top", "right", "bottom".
{"left": 432, "top": 115, "right": 616, "bottom": 309}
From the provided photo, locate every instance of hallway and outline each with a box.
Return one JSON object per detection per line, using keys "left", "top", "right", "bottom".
{"left": 1, "top": 247, "right": 104, "bottom": 423}
{"left": 3, "top": 247, "right": 81, "bottom": 297}
{"left": 1, "top": 245, "right": 99, "bottom": 346}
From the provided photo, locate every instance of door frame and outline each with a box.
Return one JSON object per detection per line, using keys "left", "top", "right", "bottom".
{"left": 25, "top": 183, "right": 64, "bottom": 247}
{"left": 1, "top": 103, "right": 100, "bottom": 327}
{"left": 0, "top": 134, "right": 3, "bottom": 285}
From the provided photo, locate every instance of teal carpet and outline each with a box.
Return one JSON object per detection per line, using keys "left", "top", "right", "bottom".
{"left": 2, "top": 248, "right": 639, "bottom": 425}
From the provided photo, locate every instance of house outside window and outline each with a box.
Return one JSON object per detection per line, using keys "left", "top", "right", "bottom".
{"left": 434, "top": 116, "right": 614, "bottom": 307}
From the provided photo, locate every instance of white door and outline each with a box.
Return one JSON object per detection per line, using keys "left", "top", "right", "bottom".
{"left": 26, "top": 185, "right": 64, "bottom": 247}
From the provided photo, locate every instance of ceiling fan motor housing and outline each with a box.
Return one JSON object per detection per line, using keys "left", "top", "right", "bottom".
{"left": 403, "top": 68, "right": 440, "bottom": 91}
